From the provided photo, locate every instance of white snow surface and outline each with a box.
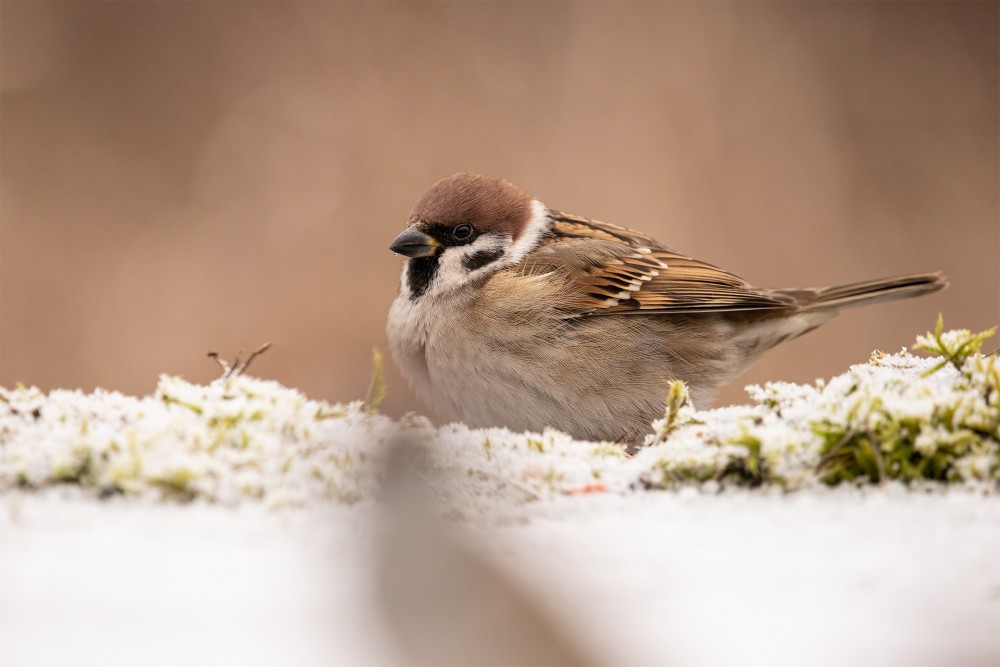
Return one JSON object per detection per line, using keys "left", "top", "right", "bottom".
{"left": 2, "top": 489, "right": 998, "bottom": 666}
{"left": 1, "top": 341, "right": 999, "bottom": 665}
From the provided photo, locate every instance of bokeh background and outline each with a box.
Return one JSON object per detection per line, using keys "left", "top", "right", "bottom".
{"left": 2, "top": 1, "right": 997, "bottom": 420}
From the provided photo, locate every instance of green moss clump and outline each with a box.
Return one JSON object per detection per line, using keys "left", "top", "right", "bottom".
{"left": 643, "top": 318, "right": 999, "bottom": 491}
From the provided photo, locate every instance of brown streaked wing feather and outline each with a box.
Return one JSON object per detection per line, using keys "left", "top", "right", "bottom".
{"left": 546, "top": 210, "right": 660, "bottom": 246}
{"left": 615, "top": 248, "right": 795, "bottom": 314}
{"left": 526, "top": 211, "right": 796, "bottom": 316}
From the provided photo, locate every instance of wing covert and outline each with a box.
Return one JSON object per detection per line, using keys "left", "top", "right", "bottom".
{"left": 524, "top": 212, "right": 796, "bottom": 316}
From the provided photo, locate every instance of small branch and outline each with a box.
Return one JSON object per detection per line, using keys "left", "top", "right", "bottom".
{"left": 207, "top": 343, "right": 273, "bottom": 379}
{"left": 207, "top": 352, "right": 230, "bottom": 376}
{"left": 238, "top": 342, "right": 272, "bottom": 377}
{"left": 817, "top": 430, "right": 857, "bottom": 470}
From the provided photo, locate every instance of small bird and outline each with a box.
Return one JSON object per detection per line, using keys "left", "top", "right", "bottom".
{"left": 386, "top": 173, "right": 946, "bottom": 442}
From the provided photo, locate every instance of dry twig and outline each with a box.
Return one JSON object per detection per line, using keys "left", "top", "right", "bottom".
{"left": 207, "top": 342, "right": 273, "bottom": 379}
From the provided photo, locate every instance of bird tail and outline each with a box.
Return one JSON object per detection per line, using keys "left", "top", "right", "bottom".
{"left": 780, "top": 271, "right": 948, "bottom": 312}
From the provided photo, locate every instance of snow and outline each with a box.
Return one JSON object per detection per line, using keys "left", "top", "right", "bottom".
{"left": 3, "top": 331, "right": 997, "bottom": 507}
{"left": 1, "top": 327, "right": 999, "bottom": 665}
{"left": 2, "top": 489, "right": 998, "bottom": 666}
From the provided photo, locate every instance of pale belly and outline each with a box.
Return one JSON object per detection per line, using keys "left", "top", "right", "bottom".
{"left": 387, "top": 291, "right": 742, "bottom": 442}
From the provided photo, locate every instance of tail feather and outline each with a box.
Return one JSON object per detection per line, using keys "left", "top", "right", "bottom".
{"left": 731, "top": 271, "right": 945, "bottom": 362}
{"left": 781, "top": 271, "right": 948, "bottom": 311}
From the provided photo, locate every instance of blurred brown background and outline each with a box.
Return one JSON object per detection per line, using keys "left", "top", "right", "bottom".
{"left": 1, "top": 1, "right": 997, "bottom": 420}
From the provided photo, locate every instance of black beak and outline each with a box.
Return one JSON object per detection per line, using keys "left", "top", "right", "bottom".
{"left": 389, "top": 228, "right": 439, "bottom": 258}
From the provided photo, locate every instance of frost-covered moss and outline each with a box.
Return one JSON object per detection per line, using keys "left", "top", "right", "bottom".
{"left": 0, "top": 375, "right": 394, "bottom": 505}
{"left": 1, "top": 321, "right": 997, "bottom": 505}
{"left": 640, "top": 320, "right": 999, "bottom": 491}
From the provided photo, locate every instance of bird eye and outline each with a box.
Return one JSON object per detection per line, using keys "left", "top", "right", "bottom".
{"left": 452, "top": 224, "right": 474, "bottom": 241}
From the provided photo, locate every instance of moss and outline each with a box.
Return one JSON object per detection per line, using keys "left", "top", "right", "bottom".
{"left": 728, "top": 430, "right": 765, "bottom": 485}
{"left": 365, "top": 348, "right": 386, "bottom": 415}
{"left": 591, "top": 443, "right": 627, "bottom": 458}
{"left": 526, "top": 437, "right": 545, "bottom": 453}
{"left": 914, "top": 314, "right": 997, "bottom": 374}
{"left": 150, "top": 468, "right": 199, "bottom": 501}
{"left": 649, "top": 380, "right": 691, "bottom": 445}
{"left": 811, "top": 320, "right": 999, "bottom": 486}
{"left": 160, "top": 393, "right": 204, "bottom": 415}
{"left": 52, "top": 447, "right": 95, "bottom": 486}
{"left": 642, "top": 318, "right": 1000, "bottom": 492}
{"left": 2, "top": 317, "right": 996, "bottom": 505}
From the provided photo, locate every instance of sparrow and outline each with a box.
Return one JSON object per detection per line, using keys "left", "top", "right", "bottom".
{"left": 386, "top": 173, "right": 947, "bottom": 443}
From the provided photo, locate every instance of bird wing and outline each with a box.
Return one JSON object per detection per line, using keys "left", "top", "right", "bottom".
{"left": 523, "top": 211, "right": 796, "bottom": 316}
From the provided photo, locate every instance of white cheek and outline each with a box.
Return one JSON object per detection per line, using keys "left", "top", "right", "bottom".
{"left": 507, "top": 199, "right": 550, "bottom": 264}
{"left": 426, "top": 234, "right": 512, "bottom": 296}
{"left": 415, "top": 200, "right": 551, "bottom": 298}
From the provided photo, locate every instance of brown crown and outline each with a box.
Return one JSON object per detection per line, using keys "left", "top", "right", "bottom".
{"left": 409, "top": 173, "right": 533, "bottom": 239}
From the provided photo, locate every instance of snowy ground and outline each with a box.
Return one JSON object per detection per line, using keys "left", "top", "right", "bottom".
{"left": 2, "top": 488, "right": 998, "bottom": 667}
{"left": 2, "top": 328, "right": 998, "bottom": 665}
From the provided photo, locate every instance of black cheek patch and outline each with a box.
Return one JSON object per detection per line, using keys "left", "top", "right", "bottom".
{"left": 463, "top": 248, "right": 505, "bottom": 272}
{"left": 407, "top": 256, "right": 439, "bottom": 299}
